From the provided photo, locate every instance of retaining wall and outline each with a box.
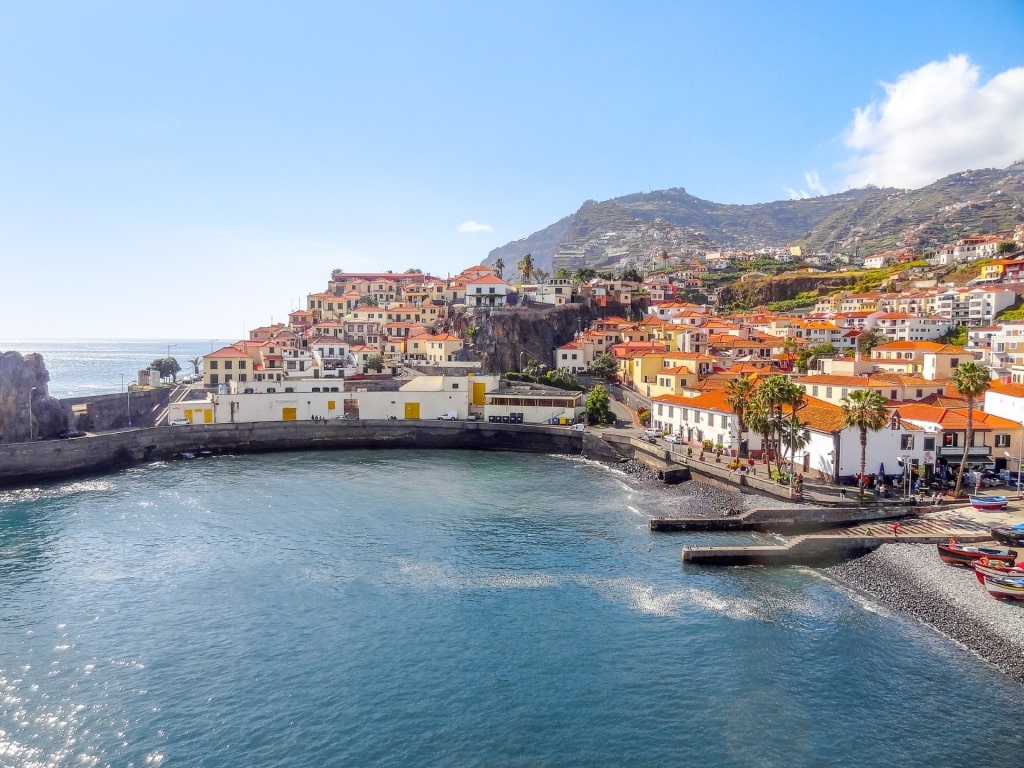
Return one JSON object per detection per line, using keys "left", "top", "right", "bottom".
{"left": 0, "top": 421, "right": 588, "bottom": 488}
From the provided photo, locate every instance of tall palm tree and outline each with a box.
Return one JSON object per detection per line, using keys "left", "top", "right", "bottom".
{"left": 758, "top": 375, "right": 804, "bottom": 477}
{"left": 778, "top": 413, "right": 811, "bottom": 480}
{"left": 493, "top": 258, "right": 504, "bottom": 279}
{"left": 951, "top": 360, "right": 992, "bottom": 495}
{"left": 517, "top": 253, "right": 534, "bottom": 283}
{"left": 841, "top": 389, "right": 890, "bottom": 499}
{"left": 725, "top": 375, "right": 755, "bottom": 458}
{"left": 743, "top": 388, "right": 772, "bottom": 465}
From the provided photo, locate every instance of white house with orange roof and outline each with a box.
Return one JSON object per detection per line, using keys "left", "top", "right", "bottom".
{"left": 309, "top": 338, "right": 356, "bottom": 378}
{"left": 423, "top": 333, "right": 465, "bottom": 365}
{"left": 865, "top": 312, "right": 951, "bottom": 342}
{"left": 202, "top": 344, "right": 256, "bottom": 388}
{"left": 464, "top": 273, "right": 512, "bottom": 307}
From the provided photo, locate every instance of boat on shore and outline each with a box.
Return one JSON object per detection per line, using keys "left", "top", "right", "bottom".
{"left": 969, "top": 495, "right": 1009, "bottom": 510}
{"left": 990, "top": 523, "right": 1024, "bottom": 546}
{"left": 937, "top": 540, "right": 1017, "bottom": 567}
{"left": 972, "top": 560, "right": 1024, "bottom": 585}
{"left": 983, "top": 575, "right": 1024, "bottom": 600}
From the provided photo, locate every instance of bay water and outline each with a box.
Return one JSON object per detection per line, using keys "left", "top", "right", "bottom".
{"left": 1, "top": 341, "right": 1023, "bottom": 766}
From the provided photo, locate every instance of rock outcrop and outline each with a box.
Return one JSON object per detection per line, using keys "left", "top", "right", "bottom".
{"left": 0, "top": 351, "right": 67, "bottom": 443}
{"left": 460, "top": 302, "right": 605, "bottom": 374}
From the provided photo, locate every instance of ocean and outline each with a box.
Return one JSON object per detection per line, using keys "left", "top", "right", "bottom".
{"left": 1, "top": 341, "right": 1023, "bottom": 767}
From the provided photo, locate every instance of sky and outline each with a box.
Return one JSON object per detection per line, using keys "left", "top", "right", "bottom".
{"left": 1, "top": 0, "right": 1023, "bottom": 340}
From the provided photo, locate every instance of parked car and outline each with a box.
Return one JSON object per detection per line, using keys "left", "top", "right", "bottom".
{"left": 664, "top": 433, "right": 682, "bottom": 444}
{"left": 169, "top": 418, "right": 191, "bottom": 426}
{"left": 57, "top": 429, "right": 86, "bottom": 439}
{"left": 437, "top": 412, "right": 459, "bottom": 421}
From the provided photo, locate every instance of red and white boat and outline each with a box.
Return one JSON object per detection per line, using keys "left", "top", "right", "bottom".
{"left": 983, "top": 575, "right": 1024, "bottom": 600}
{"left": 972, "top": 560, "right": 1024, "bottom": 585}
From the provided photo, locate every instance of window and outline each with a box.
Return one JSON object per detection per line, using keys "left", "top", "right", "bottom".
{"left": 890, "top": 390, "right": 897, "bottom": 400}
{"left": 209, "top": 360, "right": 219, "bottom": 370}
{"left": 924, "top": 436, "right": 935, "bottom": 451}
{"left": 916, "top": 389, "right": 922, "bottom": 398}
{"left": 900, "top": 434, "right": 914, "bottom": 450}
{"left": 943, "top": 433, "right": 958, "bottom": 447}
{"left": 224, "top": 360, "right": 233, "bottom": 370}
{"left": 950, "top": 358, "right": 959, "bottom": 367}
{"left": 825, "top": 387, "right": 833, "bottom": 398}
{"left": 996, "top": 434, "right": 1011, "bottom": 448}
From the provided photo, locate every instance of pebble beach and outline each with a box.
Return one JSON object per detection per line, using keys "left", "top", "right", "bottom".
{"left": 825, "top": 543, "right": 1024, "bottom": 685}
{"left": 620, "top": 459, "right": 1024, "bottom": 686}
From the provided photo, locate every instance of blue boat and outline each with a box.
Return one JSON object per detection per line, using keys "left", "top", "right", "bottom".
{"left": 969, "top": 494, "right": 1009, "bottom": 510}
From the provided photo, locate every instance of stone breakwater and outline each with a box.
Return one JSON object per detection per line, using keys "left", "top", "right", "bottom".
{"left": 825, "top": 544, "right": 1024, "bottom": 685}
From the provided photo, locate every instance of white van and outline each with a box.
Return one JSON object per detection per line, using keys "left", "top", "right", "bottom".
{"left": 438, "top": 412, "right": 459, "bottom": 420}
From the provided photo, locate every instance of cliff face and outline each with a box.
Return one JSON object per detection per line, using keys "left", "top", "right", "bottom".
{"left": 0, "top": 351, "right": 67, "bottom": 443}
{"left": 459, "top": 303, "right": 604, "bottom": 374}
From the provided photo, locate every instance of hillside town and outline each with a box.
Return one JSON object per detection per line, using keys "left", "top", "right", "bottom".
{"left": 174, "top": 224, "right": 1024, "bottom": 492}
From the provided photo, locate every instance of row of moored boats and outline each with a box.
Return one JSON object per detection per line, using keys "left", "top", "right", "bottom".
{"left": 937, "top": 523, "right": 1024, "bottom": 600}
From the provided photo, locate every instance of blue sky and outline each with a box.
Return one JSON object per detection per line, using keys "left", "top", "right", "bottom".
{"left": 2, "top": 0, "right": 1023, "bottom": 340}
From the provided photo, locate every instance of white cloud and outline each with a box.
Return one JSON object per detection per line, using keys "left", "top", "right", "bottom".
{"left": 842, "top": 55, "right": 1024, "bottom": 190}
{"left": 457, "top": 220, "right": 493, "bottom": 233}
{"left": 784, "top": 171, "right": 827, "bottom": 200}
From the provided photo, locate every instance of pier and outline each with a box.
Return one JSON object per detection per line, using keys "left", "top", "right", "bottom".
{"left": 679, "top": 512, "right": 999, "bottom": 566}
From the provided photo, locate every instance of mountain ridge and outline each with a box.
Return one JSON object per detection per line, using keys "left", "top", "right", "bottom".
{"left": 485, "top": 164, "right": 1024, "bottom": 274}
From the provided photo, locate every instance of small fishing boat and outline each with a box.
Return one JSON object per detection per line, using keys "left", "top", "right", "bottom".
{"left": 972, "top": 559, "right": 1024, "bottom": 585}
{"left": 983, "top": 575, "right": 1024, "bottom": 600}
{"left": 990, "top": 523, "right": 1024, "bottom": 546}
{"left": 936, "top": 540, "right": 1017, "bottom": 567}
{"left": 969, "top": 495, "right": 1009, "bottom": 510}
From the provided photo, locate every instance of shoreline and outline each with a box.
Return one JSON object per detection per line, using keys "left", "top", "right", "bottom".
{"left": 824, "top": 543, "right": 1024, "bottom": 685}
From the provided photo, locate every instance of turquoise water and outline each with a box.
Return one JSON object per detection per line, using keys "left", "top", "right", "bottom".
{"left": 0, "top": 339, "right": 231, "bottom": 399}
{"left": 2, "top": 449, "right": 1023, "bottom": 767}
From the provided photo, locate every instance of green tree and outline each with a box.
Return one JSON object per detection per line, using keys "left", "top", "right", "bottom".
{"left": 998, "top": 241, "right": 1017, "bottom": 255}
{"left": 619, "top": 266, "right": 643, "bottom": 283}
{"left": 585, "top": 384, "right": 614, "bottom": 425}
{"left": 590, "top": 353, "right": 617, "bottom": 378}
{"left": 795, "top": 343, "right": 835, "bottom": 374}
{"left": 757, "top": 375, "right": 804, "bottom": 477}
{"left": 856, "top": 328, "right": 888, "bottom": 358}
{"left": 951, "top": 361, "right": 992, "bottom": 494}
{"left": 778, "top": 414, "right": 811, "bottom": 482}
{"left": 493, "top": 258, "right": 505, "bottom": 279}
{"left": 840, "top": 389, "right": 890, "bottom": 499}
{"left": 517, "top": 253, "right": 534, "bottom": 283}
{"left": 574, "top": 267, "right": 597, "bottom": 283}
{"left": 366, "top": 353, "right": 385, "bottom": 373}
{"left": 149, "top": 357, "right": 181, "bottom": 382}
{"left": 725, "top": 375, "right": 756, "bottom": 458}
{"left": 359, "top": 294, "right": 378, "bottom": 306}
{"left": 554, "top": 267, "right": 572, "bottom": 280}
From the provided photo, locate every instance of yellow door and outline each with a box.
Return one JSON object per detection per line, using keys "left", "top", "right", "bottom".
{"left": 282, "top": 407, "right": 297, "bottom": 421}
{"left": 204, "top": 409, "right": 213, "bottom": 423}
{"left": 473, "top": 381, "right": 487, "bottom": 406}
{"left": 184, "top": 409, "right": 193, "bottom": 422}
{"left": 404, "top": 402, "right": 420, "bottom": 420}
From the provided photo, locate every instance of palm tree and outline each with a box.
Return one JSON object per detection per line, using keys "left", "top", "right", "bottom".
{"left": 188, "top": 357, "right": 201, "bottom": 376}
{"left": 493, "top": 258, "right": 504, "bottom": 279}
{"left": 743, "top": 388, "right": 772, "bottom": 466}
{"left": 517, "top": 253, "right": 534, "bottom": 283}
{"left": 778, "top": 414, "right": 811, "bottom": 481}
{"left": 951, "top": 360, "right": 992, "bottom": 495}
{"left": 841, "top": 389, "right": 890, "bottom": 499}
{"left": 725, "top": 376, "right": 755, "bottom": 458}
{"left": 757, "top": 375, "right": 804, "bottom": 477}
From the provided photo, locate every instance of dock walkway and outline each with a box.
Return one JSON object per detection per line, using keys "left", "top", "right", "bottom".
{"left": 680, "top": 509, "right": 1000, "bottom": 566}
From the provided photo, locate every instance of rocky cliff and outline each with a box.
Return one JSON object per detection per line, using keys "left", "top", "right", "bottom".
{"left": 457, "top": 303, "right": 607, "bottom": 374}
{"left": 0, "top": 351, "right": 67, "bottom": 443}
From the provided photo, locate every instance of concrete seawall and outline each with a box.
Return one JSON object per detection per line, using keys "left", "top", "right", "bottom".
{"left": 0, "top": 421, "right": 602, "bottom": 488}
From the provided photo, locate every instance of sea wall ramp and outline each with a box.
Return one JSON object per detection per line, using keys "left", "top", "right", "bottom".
{"left": 681, "top": 514, "right": 996, "bottom": 566}
{"left": 0, "top": 420, "right": 589, "bottom": 488}
{"left": 650, "top": 504, "right": 919, "bottom": 533}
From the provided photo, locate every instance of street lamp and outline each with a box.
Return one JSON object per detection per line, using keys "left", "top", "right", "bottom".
{"left": 27, "top": 386, "right": 36, "bottom": 441}
{"left": 122, "top": 374, "right": 132, "bottom": 427}
{"left": 519, "top": 351, "right": 526, "bottom": 373}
